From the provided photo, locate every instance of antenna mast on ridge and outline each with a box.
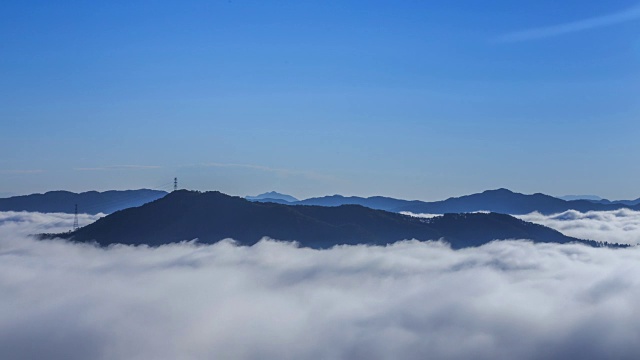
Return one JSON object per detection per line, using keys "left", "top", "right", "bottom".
{"left": 73, "top": 204, "right": 79, "bottom": 231}
{"left": 174, "top": 177, "right": 178, "bottom": 191}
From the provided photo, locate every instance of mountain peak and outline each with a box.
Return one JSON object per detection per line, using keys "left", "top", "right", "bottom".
{"left": 53, "top": 189, "right": 598, "bottom": 249}
{"left": 483, "top": 188, "right": 515, "bottom": 194}
{"left": 246, "top": 191, "right": 299, "bottom": 203}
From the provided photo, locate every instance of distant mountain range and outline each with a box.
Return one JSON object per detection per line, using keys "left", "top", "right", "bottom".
{"left": 249, "top": 188, "right": 640, "bottom": 215}
{"left": 559, "top": 195, "right": 604, "bottom": 201}
{"left": 559, "top": 194, "right": 640, "bottom": 205}
{"left": 5, "top": 188, "right": 639, "bottom": 217}
{"left": 245, "top": 191, "right": 299, "bottom": 203}
{"left": 587, "top": 198, "right": 640, "bottom": 206}
{"left": 0, "top": 189, "right": 167, "bottom": 214}
{"left": 52, "top": 190, "right": 611, "bottom": 249}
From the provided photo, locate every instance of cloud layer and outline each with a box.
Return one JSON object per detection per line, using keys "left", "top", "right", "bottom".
{"left": 0, "top": 211, "right": 103, "bottom": 236}
{"left": 517, "top": 209, "right": 640, "bottom": 245}
{"left": 2, "top": 212, "right": 640, "bottom": 359}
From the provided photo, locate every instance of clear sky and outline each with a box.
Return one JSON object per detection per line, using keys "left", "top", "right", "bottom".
{"left": 1, "top": 0, "right": 639, "bottom": 200}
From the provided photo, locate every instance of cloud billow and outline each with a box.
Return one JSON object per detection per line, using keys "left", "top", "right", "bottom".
{"left": 1, "top": 212, "right": 640, "bottom": 359}
{"left": 517, "top": 209, "right": 640, "bottom": 245}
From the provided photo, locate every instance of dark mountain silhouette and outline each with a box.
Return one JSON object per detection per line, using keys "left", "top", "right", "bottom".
{"left": 589, "top": 198, "right": 640, "bottom": 207}
{"left": 0, "top": 189, "right": 167, "bottom": 214}
{"left": 559, "top": 194, "right": 640, "bottom": 206}
{"left": 261, "top": 189, "right": 637, "bottom": 215}
{"left": 395, "top": 189, "right": 634, "bottom": 215}
{"left": 249, "top": 198, "right": 293, "bottom": 205}
{"left": 559, "top": 195, "right": 604, "bottom": 201}
{"left": 297, "top": 195, "right": 410, "bottom": 210}
{"left": 246, "top": 191, "right": 298, "bottom": 203}
{"left": 52, "top": 190, "right": 608, "bottom": 249}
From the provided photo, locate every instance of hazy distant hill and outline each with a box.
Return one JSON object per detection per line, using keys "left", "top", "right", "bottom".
{"left": 0, "top": 189, "right": 167, "bottom": 214}
{"left": 559, "top": 194, "right": 640, "bottom": 206}
{"left": 559, "top": 195, "right": 604, "bottom": 201}
{"left": 394, "top": 189, "right": 634, "bottom": 215}
{"left": 245, "top": 191, "right": 298, "bottom": 203}
{"left": 55, "top": 190, "right": 603, "bottom": 249}
{"left": 256, "top": 189, "right": 638, "bottom": 215}
{"left": 588, "top": 198, "right": 640, "bottom": 206}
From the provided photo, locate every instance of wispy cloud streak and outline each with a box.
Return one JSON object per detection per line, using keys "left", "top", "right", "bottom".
{"left": 496, "top": 4, "right": 640, "bottom": 42}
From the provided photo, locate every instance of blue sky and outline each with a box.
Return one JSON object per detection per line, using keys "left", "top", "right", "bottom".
{"left": 1, "top": 0, "right": 639, "bottom": 200}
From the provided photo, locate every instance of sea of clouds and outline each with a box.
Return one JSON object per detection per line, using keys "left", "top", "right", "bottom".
{"left": 2, "top": 211, "right": 640, "bottom": 359}
{"left": 517, "top": 209, "right": 640, "bottom": 245}
{"left": 406, "top": 209, "right": 640, "bottom": 246}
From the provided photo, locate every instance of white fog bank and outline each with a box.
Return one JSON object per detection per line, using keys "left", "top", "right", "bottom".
{"left": 1, "top": 212, "right": 640, "bottom": 360}
{"left": 517, "top": 209, "right": 640, "bottom": 245}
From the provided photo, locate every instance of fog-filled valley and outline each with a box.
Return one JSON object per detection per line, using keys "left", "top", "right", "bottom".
{"left": 2, "top": 210, "right": 640, "bottom": 359}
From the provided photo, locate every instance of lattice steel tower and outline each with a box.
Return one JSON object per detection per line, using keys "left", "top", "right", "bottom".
{"left": 73, "top": 204, "right": 79, "bottom": 231}
{"left": 174, "top": 177, "right": 178, "bottom": 191}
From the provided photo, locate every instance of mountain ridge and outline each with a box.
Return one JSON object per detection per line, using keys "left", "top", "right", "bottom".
{"left": 51, "top": 190, "right": 615, "bottom": 249}
{"left": 250, "top": 188, "right": 640, "bottom": 215}
{"left": 0, "top": 189, "right": 167, "bottom": 214}
{"left": 245, "top": 191, "right": 298, "bottom": 203}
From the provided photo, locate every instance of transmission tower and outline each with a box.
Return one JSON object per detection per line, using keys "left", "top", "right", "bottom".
{"left": 174, "top": 177, "right": 178, "bottom": 191}
{"left": 73, "top": 204, "right": 79, "bottom": 231}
